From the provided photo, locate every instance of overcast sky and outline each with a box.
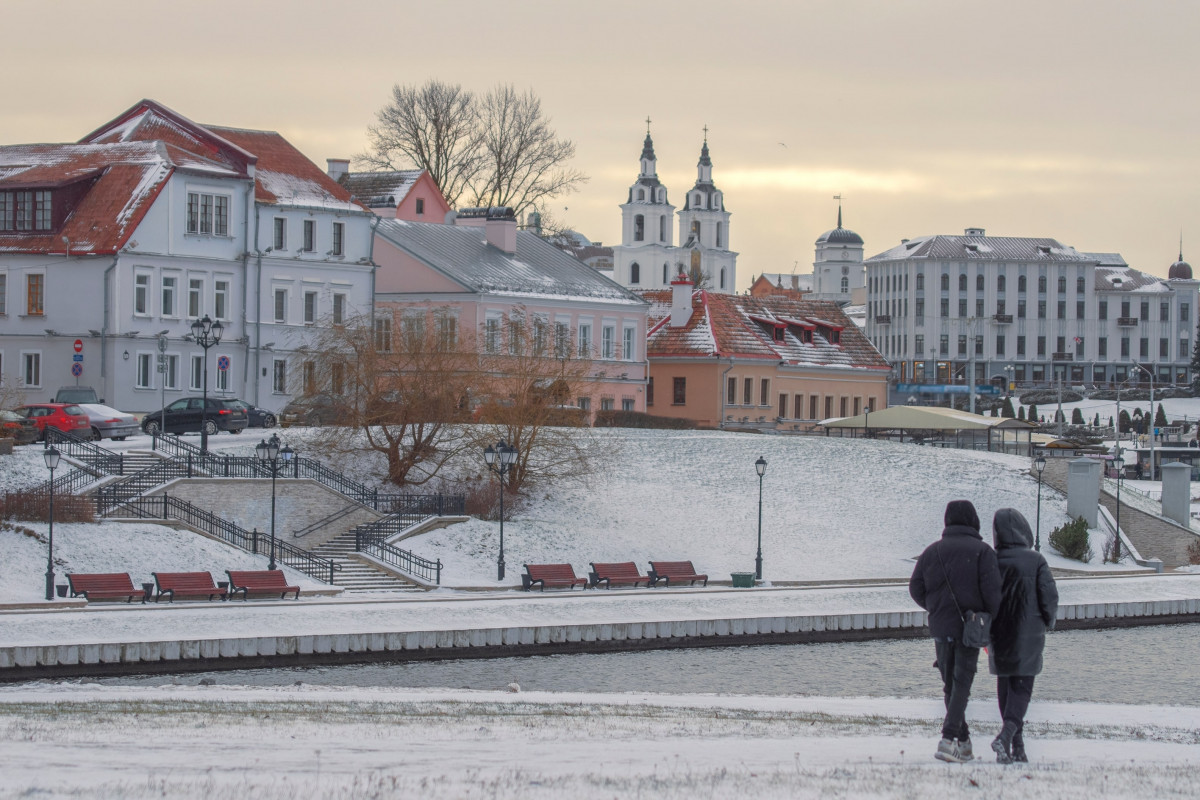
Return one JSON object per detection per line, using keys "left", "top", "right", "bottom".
{"left": 5, "top": 0, "right": 1196, "bottom": 289}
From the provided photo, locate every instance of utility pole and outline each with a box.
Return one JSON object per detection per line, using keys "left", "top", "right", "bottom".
{"left": 967, "top": 317, "right": 978, "bottom": 414}
{"left": 1056, "top": 374, "right": 1064, "bottom": 439}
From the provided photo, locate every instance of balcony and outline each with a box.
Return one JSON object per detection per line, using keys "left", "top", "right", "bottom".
{"left": 874, "top": 315, "right": 891, "bottom": 324}
{"left": 1051, "top": 352, "right": 1074, "bottom": 362}
{"left": 992, "top": 314, "right": 1013, "bottom": 323}
{"left": 1116, "top": 317, "right": 1138, "bottom": 327}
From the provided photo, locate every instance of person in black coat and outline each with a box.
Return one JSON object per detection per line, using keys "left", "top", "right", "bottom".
{"left": 988, "top": 508, "right": 1059, "bottom": 764}
{"left": 909, "top": 499, "right": 1003, "bottom": 763}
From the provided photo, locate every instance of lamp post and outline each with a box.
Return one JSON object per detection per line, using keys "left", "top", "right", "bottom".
{"left": 754, "top": 456, "right": 767, "bottom": 579}
{"left": 1132, "top": 361, "right": 1155, "bottom": 480}
{"left": 43, "top": 445, "right": 61, "bottom": 601}
{"left": 190, "top": 314, "right": 224, "bottom": 453}
{"left": 1033, "top": 454, "right": 1046, "bottom": 551}
{"left": 256, "top": 433, "right": 294, "bottom": 571}
{"left": 483, "top": 439, "right": 518, "bottom": 580}
{"left": 1112, "top": 449, "right": 1125, "bottom": 563}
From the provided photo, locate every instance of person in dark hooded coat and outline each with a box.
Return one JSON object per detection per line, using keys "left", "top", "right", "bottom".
{"left": 909, "top": 500, "right": 1002, "bottom": 763}
{"left": 987, "top": 507, "right": 1059, "bottom": 764}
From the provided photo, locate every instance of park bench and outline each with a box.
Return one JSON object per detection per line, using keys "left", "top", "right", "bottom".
{"left": 522, "top": 563, "right": 589, "bottom": 591}
{"left": 588, "top": 561, "right": 649, "bottom": 589}
{"left": 152, "top": 571, "right": 229, "bottom": 603}
{"left": 225, "top": 569, "right": 300, "bottom": 601}
{"left": 66, "top": 573, "right": 147, "bottom": 603}
{"left": 648, "top": 560, "right": 709, "bottom": 588}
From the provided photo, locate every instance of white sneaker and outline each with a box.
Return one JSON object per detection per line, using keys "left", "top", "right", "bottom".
{"left": 935, "top": 737, "right": 974, "bottom": 763}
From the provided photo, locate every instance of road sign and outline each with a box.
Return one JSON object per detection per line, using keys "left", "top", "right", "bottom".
{"left": 73, "top": 339, "right": 83, "bottom": 353}
{"left": 217, "top": 355, "right": 230, "bottom": 372}
{"left": 72, "top": 354, "right": 83, "bottom": 363}
{"left": 71, "top": 363, "right": 83, "bottom": 377}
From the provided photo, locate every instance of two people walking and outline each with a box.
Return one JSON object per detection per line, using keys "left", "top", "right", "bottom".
{"left": 909, "top": 500, "right": 1059, "bottom": 764}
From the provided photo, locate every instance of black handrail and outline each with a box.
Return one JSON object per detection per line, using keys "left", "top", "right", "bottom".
{"left": 94, "top": 458, "right": 197, "bottom": 514}
{"left": 45, "top": 428, "right": 126, "bottom": 474}
{"left": 27, "top": 466, "right": 105, "bottom": 497}
{"left": 292, "top": 502, "right": 363, "bottom": 539}
{"left": 352, "top": 511, "right": 442, "bottom": 584}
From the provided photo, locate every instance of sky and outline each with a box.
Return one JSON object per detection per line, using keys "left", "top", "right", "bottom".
{"left": 4, "top": 1, "right": 1197, "bottom": 291}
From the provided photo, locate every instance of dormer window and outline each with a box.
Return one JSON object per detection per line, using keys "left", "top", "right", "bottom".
{"left": 0, "top": 190, "right": 53, "bottom": 232}
{"left": 186, "top": 191, "right": 229, "bottom": 236}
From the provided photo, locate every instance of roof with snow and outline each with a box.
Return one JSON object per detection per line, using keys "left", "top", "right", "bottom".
{"left": 639, "top": 290, "right": 888, "bottom": 370}
{"left": 868, "top": 233, "right": 1094, "bottom": 263}
{"left": 337, "top": 169, "right": 425, "bottom": 208}
{"left": 375, "top": 218, "right": 647, "bottom": 304}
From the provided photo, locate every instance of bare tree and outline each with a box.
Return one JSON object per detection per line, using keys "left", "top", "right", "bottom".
{"left": 363, "top": 81, "right": 482, "bottom": 209}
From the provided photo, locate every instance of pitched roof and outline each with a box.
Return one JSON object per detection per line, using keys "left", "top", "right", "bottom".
{"left": 338, "top": 169, "right": 424, "bottom": 207}
{"left": 868, "top": 234, "right": 1095, "bottom": 263}
{"left": 375, "top": 218, "right": 647, "bottom": 305}
{"left": 641, "top": 291, "right": 889, "bottom": 370}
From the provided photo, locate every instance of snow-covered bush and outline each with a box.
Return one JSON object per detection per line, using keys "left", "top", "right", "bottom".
{"left": 1049, "top": 516, "right": 1092, "bottom": 562}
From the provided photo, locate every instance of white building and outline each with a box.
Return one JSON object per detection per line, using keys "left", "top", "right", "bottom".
{"left": 810, "top": 207, "right": 865, "bottom": 304}
{"left": 864, "top": 228, "right": 1199, "bottom": 388}
{"left": 0, "top": 100, "right": 374, "bottom": 412}
{"left": 611, "top": 130, "right": 738, "bottom": 294}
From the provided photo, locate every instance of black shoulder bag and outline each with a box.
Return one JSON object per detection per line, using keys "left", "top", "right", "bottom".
{"left": 935, "top": 543, "right": 992, "bottom": 648}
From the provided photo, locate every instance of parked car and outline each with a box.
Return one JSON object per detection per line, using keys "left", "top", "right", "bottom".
{"left": 140, "top": 397, "right": 248, "bottom": 436}
{"left": 15, "top": 403, "right": 92, "bottom": 440}
{"left": 279, "top": 394, "right": 350, "bottom": 428}
{"left": 0, "top": 409, "right": 40, "bottom": 445}
{"left": 53, "top": 386, "right": 103, "bottom": 404}
{"left": 76, "top": 403, "right": 140, "bottom": 441}
{"left": 229, "top": 400, "right": 277, "bottom": 428}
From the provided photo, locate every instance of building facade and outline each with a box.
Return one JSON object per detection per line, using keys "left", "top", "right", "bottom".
{"left": 864, "top": 228, "right": 1199, "bottom": 388}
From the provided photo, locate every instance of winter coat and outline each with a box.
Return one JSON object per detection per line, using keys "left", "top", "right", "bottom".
{"left": 909, "top": 500, "right": 1003, "bottom": 641}
{"left": 988, "top": 508, "right": 1059, "bottom": 677}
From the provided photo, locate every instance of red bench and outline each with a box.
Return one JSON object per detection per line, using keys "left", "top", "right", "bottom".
{"left": 66, "top": 573, "right": 147, "bottom": 603}
{"left": 648, "top": 560, "right": 709, "bottom": 587}
{"left": 522, "top": 563, "right": 588, "bottom": 591}
{"left": 589, "top": 561, "right": 649, "bottom": 589}
{"left": 153, "top": 571, "right": 228, "bottom": 603}
{"left": 226, "top": 569, "right": 300, "bottom": 600}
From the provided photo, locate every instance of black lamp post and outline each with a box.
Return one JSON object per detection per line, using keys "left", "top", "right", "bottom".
{"left": 483, "top": 439, "right": 518, "bottom": 580}
{"left": 1112, "top": 450, "right": 1125, "bottom": 563}
{"left": 754, "top": 456, "right": 767, "bottom": 579}
{"left": 190, "top": 314, "right": 224, "bottom": 453}
{"left": 256, "top": 433, "right": 293, "bottom": 571}
{"left": 43, "top": 445, "right": 61, "bottom": 601}
{"left": 1033, "top": 455, "right": 1046, "bottom": 551}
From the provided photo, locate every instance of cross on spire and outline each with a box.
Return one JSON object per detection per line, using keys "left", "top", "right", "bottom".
{"left": 702, "top": 124, "right": 709, "bottom": 143}
{"left": 646, "top": 116, "right": 652, "bottom": 134}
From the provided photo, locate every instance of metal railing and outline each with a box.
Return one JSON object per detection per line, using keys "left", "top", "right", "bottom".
{"left": 109, "top": 494, "right": 340, "bottom": 584}
{"left": 45, "top": 428, "right": 127, "bottom": 474}
{"left": 358, "top": 536, "right": 442, "bottom": 585}
{"left": 94, "top": 458, "right": 198, "bottom": 514}
{"left": 292, "top": 503, "right": 363, "bottom": 539}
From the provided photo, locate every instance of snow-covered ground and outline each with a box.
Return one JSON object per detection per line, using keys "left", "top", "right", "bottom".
{"left": 0, "top": 684, "right": 1194, "bottom": 799}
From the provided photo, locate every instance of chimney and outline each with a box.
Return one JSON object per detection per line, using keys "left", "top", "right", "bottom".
{"left": 670, "top": 272, "right": 694, "bottom": 327}
{"left": 964, "top": 227, "right": 985, "bottom": 237}
{"left": 326, "top": 158, "right": 350, "bottom": 182}
{"left": 484, "top": 206, "right": 517, "bottom": 254}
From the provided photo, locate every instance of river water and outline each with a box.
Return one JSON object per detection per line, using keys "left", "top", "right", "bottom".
{"left": 104, "top": 624, "right": 1197, "bottom": 706}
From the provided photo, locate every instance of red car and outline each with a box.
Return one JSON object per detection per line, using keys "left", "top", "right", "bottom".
{"left": 15, "top": 403, "right": 92, "bottom": 441}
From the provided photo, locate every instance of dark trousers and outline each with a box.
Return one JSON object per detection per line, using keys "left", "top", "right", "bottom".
{"left": 934, "top": 638, "right": 979, "bottom": 741}
{"left": 997, "top": 675, "right": 1036, "bottom": 732}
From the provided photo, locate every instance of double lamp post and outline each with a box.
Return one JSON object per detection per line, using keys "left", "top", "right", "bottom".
{"left": 190, "top": 314, "right": 224, "bottom": 453}
{"left": 483, "top": 440, "right": 518, "bottom": 581}
{"left": 256, "top": 433, "right": 294, "bottom": 571}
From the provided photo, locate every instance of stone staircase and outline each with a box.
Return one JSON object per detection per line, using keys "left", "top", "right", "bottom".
{"left": 308, "top": 530, "right": 427, "bottom": 593}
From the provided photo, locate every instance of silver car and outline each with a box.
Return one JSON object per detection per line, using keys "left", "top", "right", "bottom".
{"left": 76, "top": 403, "right": 140, "bottom": 441}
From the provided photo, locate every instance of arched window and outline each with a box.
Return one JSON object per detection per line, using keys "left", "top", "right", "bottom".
{"left": 958, "top": 274, "right": 967, "bottom": 291}
{"left": 637, "top": 189, "right": 645, "bottom": 201}
{"left": 916, "top": 273, "right": 924, "bottom": 290}
{"left": 663, "top": 263, "right": 669, "bottom": 284}
{"left": 841, "top": 276, "right": 849, "bottom": 293}
{"left": 941, "top": 274, "right": 950, "bottom": 291}
{"left": 1038, "top": 275, "right": 1046, "bottom": 293}
{"left": 1018, "top": 275, "right": 1027, "bottom": 292}
{"left": 691, "top": 220, "right": 700, "bottom": 238}
{"left": 997, "top": 274, "right": 1006, "bottom": 292}
{"left": 634, "top": 214, "right": 644, "bottom": 242}
{"left": 630, "top": 262, "right": 640, "bottom": 284}
{"left": 694, "top": 193, "right": 703, "bottom": 208}
{"left": 716, "top": 222, "right": 724, "bottom": 248}
{"left": 659, "top": 216, "right": 666, "bottom": 242}
{"left": 657, "top": 189, "right": 665, "bottom": 202}
{"left": 1057, "top": 276, "right": 1066, "bottom": 293}
{"left": 976, "top": 274, "right": 984, "bottom": 291}
{"left": 720, "top": 268, "right": 726, "bottom": 289}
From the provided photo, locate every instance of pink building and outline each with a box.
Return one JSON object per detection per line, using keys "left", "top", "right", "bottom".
{"left": 329, "top": 163, "right": 452, "bottom": 223}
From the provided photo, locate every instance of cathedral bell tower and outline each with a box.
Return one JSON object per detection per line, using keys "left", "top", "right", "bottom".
{"left": 614, "top": 121, "right": 676, "bottom": 289}
{"left": 675, "top": 130, "right": 736, "bottom": 293}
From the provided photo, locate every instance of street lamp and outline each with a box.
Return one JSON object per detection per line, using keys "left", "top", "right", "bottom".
{"left": 483, "top": 439, "right": 518, "bottom": 580}
{"left": 256, "top": 433, "right": 294, "bottom": 571}
{"left": 190, "top": 314, "right": 224, "bottom": 453}
{"left": 43, "top": 445, "right": 61, "bottom": 601}
{"left": 1033, "top": 454, "right": 1046, "bottom": 552}
{"left": 754, "top": 456, "right": 767, "bottom": 579}
{"left": 1112, "top": 449, "right": 1125, "bottom": 563}
{"left": 1131, "top": 361, "right": 1155, "bottom": 480}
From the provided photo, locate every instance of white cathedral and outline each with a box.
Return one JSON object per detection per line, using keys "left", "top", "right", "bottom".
{"left": 611, "top": 129, "right": 739, "bottom": 294}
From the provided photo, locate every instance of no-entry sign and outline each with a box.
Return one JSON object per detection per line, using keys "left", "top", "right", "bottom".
{"left": 73, "top": 339, "right": 83, "bottom": 353}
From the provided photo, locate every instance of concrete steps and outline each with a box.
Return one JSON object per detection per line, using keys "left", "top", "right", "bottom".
{"left": 308, "top": 532, "right": 426, "bottom": 593}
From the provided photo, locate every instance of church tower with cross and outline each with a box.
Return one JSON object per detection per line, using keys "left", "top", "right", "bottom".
{"left": 612, "top": 121, "right": 739, "bottom": 294}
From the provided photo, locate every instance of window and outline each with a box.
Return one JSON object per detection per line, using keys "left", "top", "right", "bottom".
{"left": 673, "top": 377, "right": 686, "bottom": 405}
{"left": 939, "top": 334, "right": 949, "bottom": 355}
{"left": 134, "top": 273, "right": 149, "bottom": 315}
{"left": 941, "top": 274, "right": 950, "bottom": 291}
{"left": 1140, "top": 301, "right": 1149, "bottom": 321}
{"left": 623, "top": 326, "right": 636, "bottom": 361}
{"left": 1057, "top": 276, "right": 1066, "bottom": 293}
{"left": 720, "top": 268, "right": 726, "bottom": 290}
{"left": 186, "top": 192, "right": 229, "bottom": 236}
{"left": 1160, "top": 338, "right": 1169, "bottom": 358}
{"left": 578, "top": 323, "right": 592, "bottom": 357}
{"left": 374, "top": 317, "right": 392, "bottom": 352}
{"left": 841, "top": 276, "right": 849, "bottom": 293}
{"left": 33, "top": 191, "right": 52, "bottom": 230}
{"left": 1038, "top": 275, "right": 1046, "bottom": 293}
{"left": 1120, "top": 337, "right": 1129, "bottom": 358}
{"left": 1139, "top": 338, "right": 1148, "bottom": 358}
{"left": 1017, "top": 299, "right": 1026, "bottom": 318}
{"left": 1182, "top": 303, "right": 1190, "bottom": 321}
{"left": 1056, "top": 336, "right": 1065, "bottom": 354}
{"left": 303, "top": 361, "right": 316, "bottom": 394}
{"left": 190, "top": 355, "right": 203, "bottom": 390}
{"left": 1077, "top": 339, "right": 1085, "bottom": 358}
{"left": 485, "top": 317, "right": 500, "bottom": 353}
{"left": 214, "top": 280, "right": 229, "bottom": 320}
{"left": 21, "top": 352, "right": 41, "bottom": 387}
{"left": 1098, "top": 300, "right": 1107, "bottom": 320}
{"left": 332, "top": 222, "right": 345, "bottom": 256}
{"left": 659, "top": 216, "right": 666, "bottom": 242}
{"left": 727, "top": 377, "right": 737, "bottom": 404}
{"left": 601, "top": 325, "right": 615, "bottom": 359}
{"left": 760, "top": 378, "right": 769, "bottom": 406}
{"left": 333, "top": 293, "right": 346, "bottom": 325}
{"left": 957, "top": 335, "right": 967, "bottom": 356}
{"left": 1018, "top": 275, "right": 1027, "bottom": 292}
{"left": 555, "top": 322, "right": 570, "bottom": 357}
{"left": 1077, "top": 300, "right": 1085, "bottom": 319}
{"left": 0, "top": 193, "right": 11, "bottom": 230}
{"left": 647, "top": 376, "right": 654, "bottom": 406}
{"left": 958, "top": 299, "right": 967, "bottom": 317}
{"left": 1161, "top": 302, "right": 1170, "bottom": 321}
{"left": 975, "top": 299, "right": 984, "bottom": 317}
{"left": 996, "top": 300, "right": 1005, "bottom": 315}
{"left": 438, "top": 314, "right": 457, "bottom": 350}
{"left": 939, "top": 298, "right": 948, "bottom": 317}
{"left": 716, "top": 223, "right": 724, "bottom": 249}
{"left": 161, "top": 276, "right": 176, "bottom": 317}
{"left": 997, "top": 275, "right": 1006, "bottom": 292}
{"left": 976, "top": 274, "right": 984, "bottom": 291}
{"left": 915, "top": 299, "right": 924, "bottom": 322}
{"left": 272, "top": 359, "right": 287, "bottom": 393}
{"left": 163, "top": 354, "right": 179, "bottom": 390}
{"left": 634, "top": 214, "right": 644, "bottom": 242}
{"left": 136, "top": 353, "right": 153, "bottom": 388}
{"left": 274, "top": 289, "right": 287, "bottom": 323}
{"left": 663, "top": 263, "right": 669, "bottom": 284}
{"left": 1098, "top": 338, "right": 1107, "bottom": 358}
{"left": 743, "top": 377, "right": 753, "bottom": 405}
{"left": 623, "top": 397, "right": 635, "bottom": 412}
{"left": 1037, "top": 336, "right": 1046, "bottom": 357}
{"left": 507, "top": 316, "right": 523, "bottom": 355}
{"left": 415, "top": 198, "right": 425, "bottom": 215}
{"left": 331, "top": 363, "right": 345, "bottom": 396}
{"left": 1121, "top": 300, "right": 1130, "bottom": 317}
{"left": 630, "top": 262, "right": 640, "bottom": 284}
{"left": 915, "top": 334, "right": 924, "bottom": 354}
{"left": 916, "top": 274, "right": 924, "bottom": 290}
{"left": 304, "top": 290, "right": 317, "bottom": 324}
{"left": 958, "top": 274, "right": 966, "bottom": 292}
{"left": 1057, "top": 301, "right": 1066, "bottom": 319}
{"left": 302, "top": 220, "right": 315, "bottom": 252}
{"left": 0, "top": 273, "right": 5, "bottom": 314}
{"left": 600, "top": 397, "right": 615, "bottom": 411}
{"left": 26, "top": 274, "right": 43, "bottom": 315}
{"left": 1037, "top": 300, "right": 1046, "bottom": 319}
{"left": 273, "top": 218, "right": 286, "bottom": 251}
{"left": 188, "top": 278, "right": 203, "bottom": 318}
{"left": 1017, "top": 335, "right": 1025, "bottom": 356}
{"left": 1077, "top": 276, "right": 1086, "bottom": 293}
{"left": 1181, "top": 338, "right": 1190, "bottom": 358}
{"left": 578, "top": 397, "right": 591, "bottom": 411}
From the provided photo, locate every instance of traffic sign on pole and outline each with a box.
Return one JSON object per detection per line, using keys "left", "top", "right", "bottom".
{"left": 217, "top": 355, "right": 230, "bottom": 372}
{"left": 71, "top": 363, "right": 83, "bottom": 377}
{"left": 73, "top": 339, "right": 83, "bottom": 353}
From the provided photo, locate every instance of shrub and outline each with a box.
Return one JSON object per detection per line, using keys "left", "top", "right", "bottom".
{"left": 0, "top": 490, "right": 96, "bottom": 523}
{"left": 1072, "top": 408, "right": 1085, "bottom": 425}
{"left": 593, "top": 410, "right": 695, "bottom": 429}
{"left": 1188, "top": 538, "right": 1200, "bottom": 566}
{"left": 1049, "top": 516, "right": 1093, "bottom": 562}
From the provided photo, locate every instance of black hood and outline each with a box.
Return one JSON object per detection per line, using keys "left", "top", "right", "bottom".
{"left": 944, "top": 500, "right": 980, "bottom": 531}
{"left": 993, "top": 507, "right": 1033, "bottom": 550}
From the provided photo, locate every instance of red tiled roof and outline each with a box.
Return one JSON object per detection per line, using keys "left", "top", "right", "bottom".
{"left": 641, "top": 290, "right": 889, "bottom": 371}
{"left": 209, "top": 126, "right": 359, "bottom": 208}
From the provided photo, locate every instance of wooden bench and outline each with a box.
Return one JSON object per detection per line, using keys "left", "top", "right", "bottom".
{"left": 588, "top": 561, "right": 649, "bottom": 589}
{"left": 66, "top": 573, "right": 147, "bottom": 603}
{"left": 153, "top": 571, "right": 228, "bottom": 603}
{"left": 226, "top": 569, "right": 300, "bottom": 600}
{"left": 522, "top": 563, "right": 588, "bottom": 591}
{"left": 648, "top": 560, "right": 709, "bottom": 588}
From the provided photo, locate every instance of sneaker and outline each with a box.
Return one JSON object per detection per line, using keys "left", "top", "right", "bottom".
{"left": 991, "top": 734, "right": 1013, "bottom": 764}
{"left": 935, "top": 738, "right": 974, "bottom": 763}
